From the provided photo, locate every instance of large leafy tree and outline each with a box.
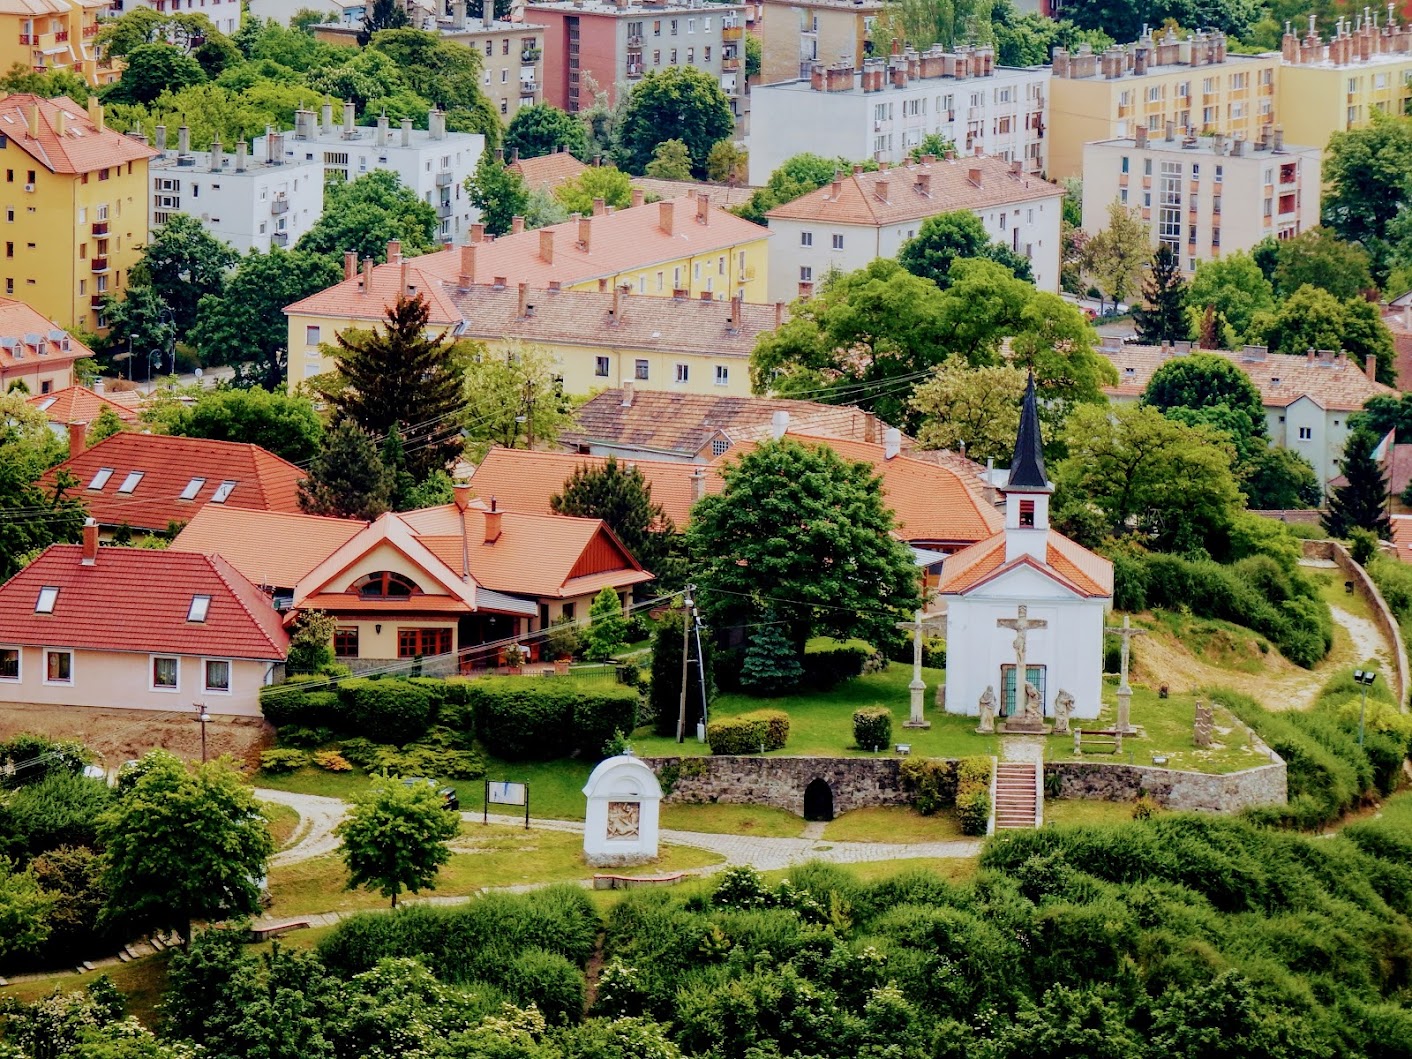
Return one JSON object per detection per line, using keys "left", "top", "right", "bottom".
{"left": 1054, "top": 403, "right": 1243, "bottom": 554}
{"left": 1271, "top": 227, "right": 1374, "bottom": 301}
{"left": 100, "top": 42, "right": 206, "bottom": 105}
{"left": 898, "top": 210, "right": 1034, "bottom": 288}
{"left": 1132, "top": 244, "right": 1189, "bottom": 344}
{"left": 461, "top": 343, "right": 572, "bottom": 458}
{"left": 615, "top": 66, "right": 733, "bottom": 177}
{"left": 0, "top": 394, "right": 84, "bottom": 580}
{"left": 0, "top": 856, "right": 52, "bottom": 962}
{"left": 367, "top": 30, "right": 488, "bottom": 117}
{"left": 325, "top": 294, "right": 466, "bottom": 480}
{"left": 1081, "top": 201, "right": 1150, "bottom": 312}
{"left": 1257, "top": 285, "right": 1395, "bottom": 384}
{"left": 644, "top": 139, "right": 693, "bottom": 180}
{"left": 910, "top": 360, "right": 1027, "bottom": 462}
{"left": 130, "top": 214, "right": 240, "bottom": 335}
{"left": 505, "top": 103, "right": 590, "bottom": 161}
{"left": 1322, "top": 113, "right": 1412, "bottom": 278}
{"left": 466, "top": 153, "right": 531, "bottom": 237}
{"left": 550, "top": 456, "right": 675, "bottom": 572}
{"left": 1324, "top": 430, "right": 1390, "bottom": 538}
{"left": 96, "top": 285, "right": 178, "bottom": 380}
{"left": 1242, "top": 448, "right": 1322, "bottom": 510}
{"left": 296, "top": 171, "right": 438, "bottom": 263}
{"left": 554, "top": 166, "right": 633, "bottom": 216}
{"left": 336, "top": 774, "right": 459, "bottom": 907}
{"left": 189, "top": 247, "right": 342, "bottom": 388}
{"left": 1142, "top": 353, "right": 1265, "bottom": 427}
{"left": 98, "top": 750, "right": 275, "bottom": 944}
{"left": 734, "top": 153, "right": 838, "bottom": 225}
{"left": 688, "top": 439, "right": 922, "bottom": 662}
{"left": 1185, "top": 251, "right": 1274, "bottom": 347}
{"left": 147, "top": 386, "right": 324, "bottom": 465}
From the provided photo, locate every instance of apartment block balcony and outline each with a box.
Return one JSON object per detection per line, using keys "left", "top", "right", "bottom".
{"left": 18, "top": 34, "right": 33, "bottom": 44}
{"left": 82, "top": 23, "right": 97, "bottom": 36}
{"left": 435, "top": 169, "right": 454, "bottom": 187}
{"left": 271, "top": 231, "right": 289, "bottom": 246}
{"left": 90, "top": 256, "right": 109, "bottom": 273}
{"left": 721, "top": 55, "right": 740, "bottom": 71}
{"left": 722, "top": 23, "right": 742, "bottom": 39}
{"left": 54, "top": 30, "right": 67, "bottom": 41}
{"left": 270, "top": 197, "right": 289, "bottom": 215}
{"left": 91, "top": 220, "right": 108, "bottom": 236}
{"left": 626, "top": 63, "right": 643, "bottom": 79}
{"left": 90, "top": 294, "right": 103, "bottom": 309}
{"left": 521, "top": 46, "right": 541, "bottom": 62}
{"left": 519, "top": 79, "right": 538, "bottom": 93}
{"left": 436, "top": 201, "right": 454, "bottom": 219}
{"left": 626, "top": 34, "right": 642, "bottom": 47}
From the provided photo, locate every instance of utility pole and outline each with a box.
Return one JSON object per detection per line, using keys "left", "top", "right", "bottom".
{"left": 676, "top": 584, "right": 695, "bottom": 743}
{"left": 194, "top": 702, "right": 211, "bottom": 763}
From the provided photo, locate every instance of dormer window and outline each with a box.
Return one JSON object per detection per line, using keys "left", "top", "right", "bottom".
{"left": 87, "top": 467, "right": 113, "bottom": 490}
{"left": 211, "top": 480, "right": 237, "bottom": 503}
{"left": 117, "top": 471, "right": 143, "bottom": 494}
{"left": 35, "top": 585, "right": 58, "bottom": 613}
{"left": 179, "top": 477, "right": 206, "bottom": 500}
{"left": 354, "top": 571, "right": 418, "bottom": 599}
{"left": 187, "top": 594, "right": 211, "bottom": 622}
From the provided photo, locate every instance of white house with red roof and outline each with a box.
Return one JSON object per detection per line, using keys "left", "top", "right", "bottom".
{"left": 0, "top": 522, "right": 289, "bottom": 717}
{"left": 938, "top": 376, "right": 1113, "bottom": 721}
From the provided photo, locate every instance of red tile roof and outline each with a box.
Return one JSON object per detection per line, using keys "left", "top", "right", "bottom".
{"left": 507, "top": 151, "right": 589, "bottom": 191}
{"left": 0, "top": 299, "right": 94, "bottom": 373}
{"left": 765, "top": 155, "right": 1061, "bottom": 226}
{"left": 937, "top": 531, "right": 1113, "bottom": 597}
{"left": 0, "top": 95, "right": 157, "bottom": 175}
{"left": 0, "top": 544, "right": 288, "bottom": 659}
{"left": 29, "top": 385, "right": 140, "bottom": 426}
{"left": 1391, "top": 514, "right": 1412, "bottom": 564}
{"left": 41, "top": 433, "right": 307, "bottom": 532}
{"left": 170, "top": 507, "right": 367, "bottom": 591}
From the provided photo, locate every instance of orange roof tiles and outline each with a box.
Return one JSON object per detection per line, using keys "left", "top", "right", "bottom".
{"left": 507, "top": 151, "right": 589, "bottom": 192}
{"left": 0, "top": 299, "right": 94, "bottom": 372}
{"left": 468, "top": 447, "right": 722, "bottom": 528}
{"left": 936, "top": 531, "right": 1113, "bottom": 597}
{"left": 1102, "top": 345, "right": 1396, "bottom": 411}
{"left": 765, "top": 155, "right": 1061, "bottom": 227}
{"left": 42, "top": 433, "right": 307, "bottom": 532}
{"left": 629, "top": 176, "right": 759, "bottom": 210}
{"left": 0, "top": 544, "right": 288, "bottom": 659}
{"left": 1391, "top": 514, "right": 1412, "bottom": 564}
{"left": 170, "top": 507, "right": 367, "bottom": 591}
{"left": 0, "top": 95, "right": 156, "bottom": 175}
{"left": 29, "top": 385, "right": 140, "bottom": 426}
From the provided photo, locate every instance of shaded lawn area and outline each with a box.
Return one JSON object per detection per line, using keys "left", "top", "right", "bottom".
{"left": 264, "top": 823, "right": 723, "bottom": 917}
{"left": 822, "top": 805, "right": 967, "bottom": 843}
{"left": 660, "top": 802, "right": 805, "bottom": 838}
{"left": 2, "top": 952, "right": 172, "bottom": 1028}
{"left": 1044, "top": 798, "right": 1143, "bottom": 828}
{"left": 263, "top": 801, "right": 301, "bottom": 849}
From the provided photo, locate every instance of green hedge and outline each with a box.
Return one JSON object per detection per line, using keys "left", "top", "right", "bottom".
{"left": 706, "top": 709, "right": 790, "bottom": 755}
{"left": 852, "top": 706, "right": 892, "bottom": 752}
{"left": 899, "top": 756, "right": 989, "bottom": 833}
{"left": 471, "top": 679, "right": 639, "bottom": 760}
{"left": 800, "top": 646, "right": 870, "bottom": 690}
{"left": 955, "top": 755, "right": 992, "bottom": 836}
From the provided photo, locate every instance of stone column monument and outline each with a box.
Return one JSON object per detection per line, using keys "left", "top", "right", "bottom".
{"left": 896, "top": 610, "right": 944, "bottom": 729}
{"left": 1105, "top": 615, "right": 1146, "bottom": 735}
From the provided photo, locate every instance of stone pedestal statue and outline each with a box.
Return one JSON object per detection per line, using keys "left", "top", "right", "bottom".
{"left": 1053, "top": 689, "right": 1074, "bottom": 735}
{"left": 977, "top": 685, "right": 996, "bottom": 734}
{"left": 896, "top": 610, "right": 944, "bottom": 729}
{"left": 996, "top": 604, "right": 1049, "bottom": 734}
{"left": 583, "top": 756, "right": 663, "bottom": 867}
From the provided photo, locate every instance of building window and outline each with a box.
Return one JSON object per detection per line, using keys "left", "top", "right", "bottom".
{"left": 1298, "top": 426, "right": 1312, "bottom": 441}
{"left": 675, "top": 363, "right": 689, "bottom": 383}
{"left": 635, "top": 359, "right": 649, "bottom": 380}
{"left": 43, "top": 649, "right": 72, "bottom": 685}
{"left": 800, "top": 231, "right": 812, "bottom": 246}
{"left": 35, "top": 585, "right": 58, "bottom": 613}
{"left": 187, "top": 594, "right": 211, "bottom": 622}
{"left": 800, "top": 266, "right": 812, "bottom": 281}
{"left": 397, "top": 627, "right": 452, "bottom": 658}
{"left": 1001, "top": 664, "right": 1046, "bottom": 715}
{"left": 715, "top": 365, "right": 729, "bottom": 386}
{"left": 355, "top": 571, "right": 418, "bottom": 599}
{"left": 1019, "top": 499, "right": 1035, "bottom": 528}
{"left": 334, "top": 628, "right": 360, "bottom": 658}
{"left": 0, "top": 646, "right": 19, "bottom": 680}
{"left": 204, "top": 659, "right": 231, "bottom": 693}
{"left": 151, "top": 655, "right": 179, "bottom": 691}
{"left": 831, "top": 233, "right": 844, "bottom": 250}
{"left": 211, "top": 480, "right": 237, "bottom": 503}
{"left": 117, "top": 471, "right": 143, "bottom": 494}
{"left": 305, "top": 325, "right": 320, "bottom": 345}
{"left": 595, "top": 356, "right": 609, "bottom": 377}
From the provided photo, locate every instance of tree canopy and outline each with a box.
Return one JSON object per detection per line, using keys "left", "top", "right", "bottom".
{"left": 143, "top": 386, "right": 324, "bottom": 465}
{"left": 1132, "top": 244, "right": 1189, "bottom": 344}
{"left": 296, "top": 171, "right": 439, "bottom": 263}
{"left": 550, "top": 456, "right": 675, "bottom": 574}
{"left": 898, "top": 210, "right": 1034, "bottom": 288}
{"left": 130, "top": 214, "right": 240, "bottom": 336}
{"left": 1323, "top": 429, "right": 1390, "bottom": 538}
{"left": 1271, "top": 227, "right": 1374, "bottom": 301}
{"left": 505, "top": 103, "right": 590, "bottom": 161}
{"left": 0, "top": 393, "right": 84, "bottom": 580}
{"left": 554, "top": 166, "right": 633, "bottom": 216}
{"left": 615, "top": 67, "right": 733, "bottom": 177}
{"left": 910, "top": 360, "right": 1028, "bottom": 462}
{"left": 466, "top": 153, "right": 530, "bottom": 237}
{"left": 336, "top": 774, "right": 459, "bottom": 907}
{"left": 1081, "top": 200, "right": 1150, "bottom": 310}
{"left": 1185, "top": 251, "right": 1275, "bottom": 346}
{"left": 1322, "top": 112, "right": 1412, "bottom": 280}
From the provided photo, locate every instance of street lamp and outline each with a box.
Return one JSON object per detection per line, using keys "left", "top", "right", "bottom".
{"left": 1353, "top": 669, "right": 1377, "bottom": 746}
{"left": 193, "top": 701, "right": 211, "bottom": 762}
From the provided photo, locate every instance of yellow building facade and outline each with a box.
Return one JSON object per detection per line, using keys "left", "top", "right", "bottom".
{"left": 1048, "top": 30, "right": 1279, "bottom": 179}
{"left": 1276, "top": 20, "right": 1412, "bottom": 150}
{"left": 0, "top": 0, "right": 117, "bottom": 87}
{"left": 0, "top": 94, "right": 155, "bottom": 332}
{"left": 759, "top": 0, "right": 883, "bottom": 85}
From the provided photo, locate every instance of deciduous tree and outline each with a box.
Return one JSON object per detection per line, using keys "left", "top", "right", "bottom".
{"left": 1132, "top": 244, "right": 1189, "bottom": 344}
{"left": 1322, "top": 112, "right": 1412, "bottom": 276}
{"left": 505, "top": 103, "right": 589, "bottom": 161}
{"left": 910, "top": 360, "right": 1027, "bottom": 462}
{"left": 356, "top": 0, "right": 409, "bottom": 45}
{"left": 0, "top": 393, "right": 84, "bottom": 581}
{"left": 296, "top": 171, "right": 438, "bottom": 263}
{"left": 616, "top": 67, "right": 733, "bottom": 177}
{"left": 149, "top": 386, "right": 324, "bottom": 464}
{"left": 899, "top": 210, "right": 1033, "bottom": 288}
{"left": 1258, "top": 285, "right": 1395, "bottom": 384}
{"left": 461, "top": 343, "right": 571, "bottom": 458}
{"left": 101, "top": 42, "right": 206, "bottom": 104}
{"left": 336, "top": 774, "right": 459, "bottom": 907}
{"left": 1272, "top": 227, "right": 1374, "bottom": 300}
{"left": 466, "top": 153, "right": 530, "bottom": 237}
{"left": 554, "top": 165, "right": 633, "bottom": 215}
{"left": 707, "top": 139, "right": 748, "bottom": 185}
{"left": 1081, "top": 201, "right": 1150, "bottom": 312}
{"left": 0, "top": 856, "right": 52, "bottom": 961}
{"left": 583, "top": 586, "right": 628, "bottom": 661}
{"left": 1185, "top": 251, "right": 1274, "bottom": 346}
{"left": 644, "top": 139, "right": 693, "bottom": 180}
{"left": 550, "top": 456, "right": 675, "bottom": 572}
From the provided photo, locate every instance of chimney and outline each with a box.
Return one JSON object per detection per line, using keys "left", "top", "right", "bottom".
{"left": 659, "top": 200, "right": 674, "bottom": 235}
{"left": 775, "top": 301, "right": 785, "bottom": 328}
{"left": 343, "top": 101, "right": 356, "bottom": 136}
{"left": 54, "top": 109, "right": 65, "bottom": 137}
{"left": 86, "top": 95, "right": 103, "bottom": 133}
{"left": 81, "top": 518, "right": 98, "bottom": 566}
{"left": 621, "top": 381, "right": 635, "bottom": 407}
{"left": 68, "top": 420, "right": 87, "bottom": 456}
{"left": 458, "top": 243, "right": 476, "bottom": 286}
{"left": 154, "top": 123, "right": 166, "bottom": 152}
{"left": 631, "top": 187, "right": 645, "bottom": 208}
{"left": 471, "top": 222, "right": 485, "bottom": 243}
{"left": 1135, "top": 125, "right": 1149, "bottom": 147}
{"left": 25, "top": 103, "right": 38, "bottom": 139}
{"left": 578, "top": 214, "right": 591, "bottom": 251}
{"left": 611, "top": 282, "right": 622, "bottom": 323}
{"left": 344, "top": 250, "right": 357, "bottom": 281}
{"left": 210, "top": 139, "right": 223, "bottom": 172}
{"left": 518, "top": 281, "right": 530, "bottom": 317}
{"left": 771, "top": 410, "right": 789, "bottom": 439}
{"left": 700, "top": 291, "right": 712, "bottom": 301}
{"left": 690, "top": 467, "right": 706, "bottom": 502}
{"left": 377, "top": 112, "right": 389, "bottom": 146}
{"left": 696, "top": 191, "right": 710, "bottom": 224}
{"left": 453, "top": 479, "right": 472, "bottom": 510}
{"left": 387, "top": 238, "right": 402, "bottom": 264}
{"left": 361, "top": 256, "right": 374, "bottom": 295}
{"left": 967, "top": 167, "right": 982, "bottom": 187}
{"left": 592, "top": 196, "right": 606, "bottom": 216}
{"left": 400, "top": 260, "right": 410, "bottom": 294}
{"left": 884, "top": 427, "right": 901, "bottom": 460}
{"left": 1366, "top": 353, "right": 1378, "bottom": 380}
{"left": 512, "top": 215, "right": 525, "bottom": 234}
{"left": 1273, "top": 125, "right": 1285, "bottom": 152}
{"left": 482, "top": 0, "right": 493, "bottom": 26}
{"left": 729, "top": 292, "right": 743, "bottom": 330}
{"left": 235, "top": 140, "right": 247, "bottom": 171}
{"left": 178, "top": 123, "right": 190, "bottom": 156}
{"left": 484, "top": 498, "right": 503, "bottom": 543}
{"left": 875, "top": 178, "right": 889, "bottom": 202}
{"left": 539, "top": 228, "right": 554, "bottom": 263}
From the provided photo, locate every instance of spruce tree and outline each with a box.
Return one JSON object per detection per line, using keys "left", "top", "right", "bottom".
{"left": 550, "top": 456, "right": 675, "bottom": 572}
{"left": 328, "top": 294, "right": 466, "bottom": 481}
{"left": 1133, "top": 244, "right": 1190, "bottom": 344}
{"left": 357, "top": 0, "right": 409, "bottom": 45}
{"left": 1323, "top": 430, "right": 1389, "bottom": 539}
{"left": 739, "top": 615, "right": 804, "bottom": 696}
{"left": 298, "top": 421, "right": 395, "bottom": 521}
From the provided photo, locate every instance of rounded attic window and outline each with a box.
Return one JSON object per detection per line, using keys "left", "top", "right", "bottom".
{"left": 354, "top": 571, "right": 420, "bottom": 599}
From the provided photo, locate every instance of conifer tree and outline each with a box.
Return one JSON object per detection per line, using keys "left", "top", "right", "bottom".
{"left": 298, "top": 421, "right": 395, "bottom": 521}
{"left": 550, "top": 456, "right": 674, "bottom": 571}
{"left": 583, "top": 586, "right": 628, "bottom": 661}
{"left": 328, "top": 294, "right": 466, "bottom": 481}
{"left": 739, "top": 614, "right": 804, "bottom": 695}
{"left": 1133, "top": 244, "right": 1189, "bottom": 344}
{"left": 1323, "top": 430, "right": 1390, "bottom": 539}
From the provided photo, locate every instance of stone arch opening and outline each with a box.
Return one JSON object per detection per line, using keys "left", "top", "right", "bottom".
{"left": 803, "top": 778, "right": 834, "bottom": 822}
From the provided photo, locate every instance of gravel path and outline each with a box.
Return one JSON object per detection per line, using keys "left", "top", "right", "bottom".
{"left": 257, "top": 789, "right": 348, "bottom": 867}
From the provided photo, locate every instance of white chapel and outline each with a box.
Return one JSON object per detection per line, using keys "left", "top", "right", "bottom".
{"left": 938, "top": 375, "right": 1114, "bottom": 721}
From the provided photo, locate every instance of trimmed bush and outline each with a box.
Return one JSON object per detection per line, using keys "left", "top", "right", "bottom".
{"left": 338, "top": 678, "right": 438, "bottom": 745}
{"left": 471, "top": 679, "right": 638, "bottom": 760}
{"left": 899, "top": 758, "right": 960, "bottom": 815}
{"left": 853, "top": 707, "right": 893, "bottom": 752}
{"left": 276, "top": 725, "right": 333, "bottom": 749}
{"left": 706, "top": 710, "right": 790, "bottom": 755}
{"left": 502, "top": 948, "right": 587, "bottom": 1024}
{"left": 956, "top": 756, "right": 992, "bottom": 836}
{"left": 800, "top": 645, "right": 869, "bottom": 690}
{"left": 258, "top": 682, "right": 345, "bottom": 730}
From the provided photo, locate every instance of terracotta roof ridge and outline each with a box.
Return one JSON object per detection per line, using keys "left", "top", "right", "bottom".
{"left": 205, "top": 553, "right": 286, "bottom": 657}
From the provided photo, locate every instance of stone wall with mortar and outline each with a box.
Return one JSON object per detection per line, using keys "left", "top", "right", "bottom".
{"left": 1301, "top": 538, "right": 1409, "bottom": 706}
{"left": 1044, "top": 756, "right": 1287, "bottom": 812}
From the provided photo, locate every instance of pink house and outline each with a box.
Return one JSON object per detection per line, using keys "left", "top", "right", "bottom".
{"left": 0, "top": 522, "right": 288, "bottom": 717}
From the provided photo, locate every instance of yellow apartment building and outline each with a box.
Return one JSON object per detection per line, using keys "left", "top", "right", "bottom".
{"left": 759, "top": 0, "right": 883, "bottom": 85}
{"left": 0, "top": 0, "right": 117, "bottom": 88}
{"left": 1048, "top": 29, "right": 1279, "bottom": 178}
{"left": 1277, "top": 18, "right": 1412, "bottom": 150}
{"left": 0, "top": 94, "right": 156, "bottom": 332}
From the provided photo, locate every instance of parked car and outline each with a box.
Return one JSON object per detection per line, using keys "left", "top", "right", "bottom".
{"left": 403, "top": 776, "right": 459, "bottom": 811}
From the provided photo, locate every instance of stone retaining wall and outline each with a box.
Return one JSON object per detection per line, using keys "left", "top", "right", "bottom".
{"left": 1043, "top": 756, "right": 1286, "bottom": 812}
{"left": 1302, "top": 538, "right": 1409, "bottom": 705}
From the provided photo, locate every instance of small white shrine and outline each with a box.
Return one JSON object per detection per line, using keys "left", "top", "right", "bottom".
{"left": 938, "top": 375, "right": 1114, "bottom": 724}
{"left": 582, "top": 755, "right": 662, "bottom": 867}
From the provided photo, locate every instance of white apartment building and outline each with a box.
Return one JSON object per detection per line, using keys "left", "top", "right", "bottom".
{"left": 106, "top": 0, "right": 240, "bottom": 33}
{"left": 764, "top": 153, "right": 1062, "bottom": 301}
{"left": 149, "top": 128, "right": 323, "bottom": 254}
{"left": 1081, "top": 126, "right": 1321, "bottom": 275}
{"left": 257, "top": 104, "right": 485, "bottom": 243}
{"left": 749, "top": 45, "right": 1049, "bottom": 185}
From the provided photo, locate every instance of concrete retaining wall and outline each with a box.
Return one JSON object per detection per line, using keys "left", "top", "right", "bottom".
{"left": 1303, "top": 538, "right": 1409, "bottom": 705}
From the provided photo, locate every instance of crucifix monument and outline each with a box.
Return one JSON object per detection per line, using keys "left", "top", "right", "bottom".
{"left": 996, "top": 604, "right": 1048, "bottom": 733}
{"left": 896, "top": 610, "right": 945, "bottom": 728}
{"left": 1104, "top": 615, "right": 1146, "bottom": 735}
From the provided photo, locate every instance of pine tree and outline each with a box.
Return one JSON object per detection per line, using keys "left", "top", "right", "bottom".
{"left": 299, "top": 421, "right": 396, "bottom": 521}
{"left": 583, "top": 587, "right": 628, "bottom": 661}
{"left": 328, "top": 294, "right": 466, "bottom": 481}
{"left": 1323, "top": 431, "right": 1390, "bottom": 539}
{"left": 550, "top": 456, "right": 674, "bottom": 572}
{"left": 739, "top": 615, "right": 804, "bottom": 695}
{"left": 1133, "top": 245, "right": 1190, "bottom": 344}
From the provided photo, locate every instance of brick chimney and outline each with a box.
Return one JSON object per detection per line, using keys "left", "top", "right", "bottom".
{"left": 611, "top": 283, "right": 623, "bottom": 323}
{"left": 459, "top": 243, "right": 476, "bottom": 286}
{"left": 631, "top": 188, "right": 645, "bottom": 208}
{"left": 81, "top": 517, "right": 98, "bottom": 566}
{"left": 539, "top": 228, "right": 554, "bottom": 264}
{"left": 518, "top": 281, "right": 530, "bottom": 317}
{"left": 696, "top": 191, "right": 710, "bottom": 225}
{"left": 361, "top": 257, "right": 374, "bottom": 295}
{"left": 512, "top": 216, "right": 525, "bottom": 234}
{"left": 1366, "top": 353, "right": 1378, "bottom": 380}
{"left": 344, "top": 250, "right": 357, "bottom": 281}
{"left": 775, "top": 301, "right": 785, "bottom": 328}
{"left": 592, "top": 197, "right": 606, "bottom": 216}
{"left": 578, "top": 215, "right": 591, "bottom": 251}
{"left": 471, "top": 223, "right": 485, "bottom": 243}
{"left": 453, "top": 479, "right": 473, "bottom": 510}
{"left": 483, "top": 497, "right": 503, "bottom": 543}
{"left": 967, "top": 167, "right": 982, "bottom": 187}
{"left": 690, "top": 467, "right": 706, "bottom": 502}
{"left": 68, "top": 420, "right": 86, "bottom": 456}
{"left": 659, "top": 200, "right": 674, "bottom": 235}
{"left": 621, "top": 381, "right": 634, "bottom": 407}
{"left": 387, "top": 239, "right": 402, "bottom": 264}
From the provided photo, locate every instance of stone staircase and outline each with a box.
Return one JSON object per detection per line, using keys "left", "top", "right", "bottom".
{"left": 993, "top": 762, "right": 1039, "bottom": 830}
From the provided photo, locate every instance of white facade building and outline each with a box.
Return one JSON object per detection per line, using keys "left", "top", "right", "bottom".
{"left": 749, "top": 45, "right": 1049, "bottom": 185}
{"left": 149, "top": 129, "right": 323, "bottom": 254}
{"left": 258, "top": 104, "right": 485, "bottom": 243}
{"left": 763, "top": 153, "right": 1063, "bottom": 301}
{"left": 106, "top": 0, "right": 240, "bottom": 33}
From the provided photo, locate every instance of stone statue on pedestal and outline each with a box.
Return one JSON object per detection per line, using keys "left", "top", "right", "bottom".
{"left": 977, "top": 685, "right": 996, "bottom": 734}
{"left": 1053, "top": 689, "right": 1074, "bottom": 735}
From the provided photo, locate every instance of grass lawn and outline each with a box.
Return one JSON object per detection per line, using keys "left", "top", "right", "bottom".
{"left": 1044, "top": 798, "right": 1142, "bottom": 827}
{"left": 660, "top": 803, "right": 805, "bottom": 838}
{"left": 1310, "top": 568, "right": 1374, "bottom": 623}
{"left": 2, "top": 952, "right": 172, "bottom": 1028}
{"left": 1140, "top": 611, "right": 1274, "bottom": 674}
{"left": 264, "top": 823, "right": 723, "bottom": 917}
{"left": 822, "top": 806, "right": 967, "bottom": 843}
{"left": 762, "top": 858, "right": 979, "bottom": 886}
{"left": 263, "top": 802, "right": 301, "bottom": 849}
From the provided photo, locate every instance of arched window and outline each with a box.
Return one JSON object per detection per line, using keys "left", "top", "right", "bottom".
{"left": 353, "top": 571, "right": 419, "bottom": 599}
